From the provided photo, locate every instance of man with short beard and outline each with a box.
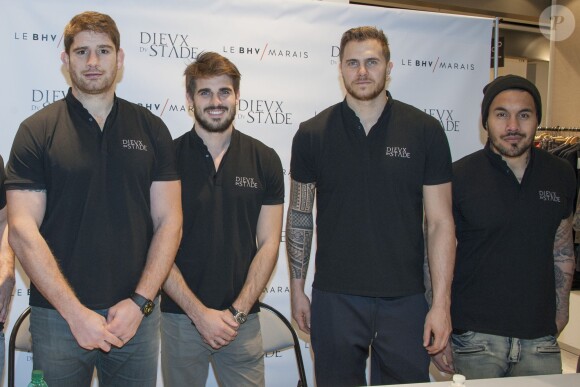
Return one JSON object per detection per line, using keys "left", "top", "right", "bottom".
{"left": 161, "top": 52, "right": 284, "bottom": 387}
{"left": 5, "top": 11, "right": 182, "bottom": 386}
{"left": 432, "top": 75, "right": 576, "bottom": 379}
{"left": 287, "top": 26, "right": 455, "bottom": 386}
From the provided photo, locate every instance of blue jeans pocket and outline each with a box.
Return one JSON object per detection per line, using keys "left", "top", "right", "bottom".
{"left": 451, "top": 331, "right": 487, "bottom": 354}
{"left": 535, "top": 335, "right": 560, "bottom": 354}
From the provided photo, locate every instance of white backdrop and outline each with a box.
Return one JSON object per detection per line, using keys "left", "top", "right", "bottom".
{"left": 0, "top": 0, "right": 493, "bottom": 385}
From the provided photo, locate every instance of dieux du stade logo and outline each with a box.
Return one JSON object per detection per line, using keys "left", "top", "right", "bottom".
{"left": 139, "top": 32, "right": 200, "bottom": 59}
{"left": 424, "top": 108, "right": 460, "bottom": 132}
{"left": 236, "top": 99, "right": 292, "bottom": 125}
{"left": 31, "top": 89, "right": 67, "bottom": 111}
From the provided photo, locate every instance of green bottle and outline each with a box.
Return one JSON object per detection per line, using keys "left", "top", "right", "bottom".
{"left": 28, "top": 370, "right": 49, "bottom": 387}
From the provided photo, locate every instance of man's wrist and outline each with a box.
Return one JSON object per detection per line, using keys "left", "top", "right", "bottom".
{"left": 130, "top": 292, "right": 155, "bottom": 317}
{"left": 229, "top": 305, "right": 248, "bottom": 324}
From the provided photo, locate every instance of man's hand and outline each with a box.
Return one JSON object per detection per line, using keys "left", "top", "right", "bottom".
{"left": 423, "top": 305, "right": 451, "bottom": 355}
{"left": 193, "top": 308, "right": 239, "bottom": 349}
{"left": 431, "top": 340, "right": 454, "bottom": 374}
{"left": 106, "top": 298, "right": 145, "bottom": 346}
{"left": 291, "top": 290, "right": 311, "bottom": 334}
{"left": 67, "top": 307, "right": 123, "bottom": 351}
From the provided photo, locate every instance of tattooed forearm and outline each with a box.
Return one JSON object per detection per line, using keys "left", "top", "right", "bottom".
{"left": 553, "top": 215, "right": 575, "bottom": 332}
{"left": 286, "top": 180, "right": 315, "bottom": 280}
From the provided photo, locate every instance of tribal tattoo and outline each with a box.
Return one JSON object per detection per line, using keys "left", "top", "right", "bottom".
{"left": 286, "top": 181, "right": 315, "bottom": 279}
{"left": 553, "top": 215, "right": 575, "bottom": 331}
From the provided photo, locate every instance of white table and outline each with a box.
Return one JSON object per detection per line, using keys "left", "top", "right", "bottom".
{"left": 388, "top": 373, "right": 580, "bottom": 386}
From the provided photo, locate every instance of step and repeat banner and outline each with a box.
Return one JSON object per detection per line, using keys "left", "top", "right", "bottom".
{"left": 0, "top": 0, "right": 492, "bottom": 385}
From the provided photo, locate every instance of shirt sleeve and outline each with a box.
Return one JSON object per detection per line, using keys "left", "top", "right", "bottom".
{"left": 0, "top": 156, "right": 6, "bottom": 209}
{"left": 151, "top": 117, "right": 179, "bottom": 182}
{"left": 5, "top": 121, "right": 47, "bottom": 191}
{"left": 423, "top": 118, "right": 452, "bottom": 186}
{"left": 563, "top": 160, "right": 576, "bottom": 219}
{"left": 262, "top": 147, "right": 285, "bottom": 205}
{"left": 290, "top": 123, "right": 317, "bottom": 184}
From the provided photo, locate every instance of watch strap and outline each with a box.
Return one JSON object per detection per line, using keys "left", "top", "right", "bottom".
{"left": 130, "top": 292, "right": 154, "bottom": 316}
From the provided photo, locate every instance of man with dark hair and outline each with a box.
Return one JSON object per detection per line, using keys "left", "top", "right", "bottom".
{"left": 0, "top": 155, "right": 15, "bottom": 382}
{"left": 287, "top": 26, "right": 455, "bottom": 386}
{"left": 6, "top": 11, "right": 182, "bottom": 386}
{"left": 432, "top": 75, "right": 576, "bottom": 379}
{"left": 161, "top": 52, "right": 284, "bottom": 387}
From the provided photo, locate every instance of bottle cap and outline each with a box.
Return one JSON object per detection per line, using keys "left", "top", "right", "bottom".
{"left": 32, "top": 370, "right": 44, "bottom": 379}
{"left": 453, "top": 374, "right": 466, "bottom": 383}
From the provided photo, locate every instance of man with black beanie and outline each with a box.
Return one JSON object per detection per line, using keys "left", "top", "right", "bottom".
{"left": 432, "top": 74, "right": 576, "bottom": 379}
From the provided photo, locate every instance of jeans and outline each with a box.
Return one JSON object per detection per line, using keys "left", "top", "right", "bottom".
{"left": 451, "top": 331, "right": 562, "bottom": 379}
{"left": 161, "top": 312, "right": 264, "bottom": 387}
{"left": 30, "top": 305, "right": 160, "bottom": 387}
{"left": 310, "top": 289, "right": 430, "bottom": 386}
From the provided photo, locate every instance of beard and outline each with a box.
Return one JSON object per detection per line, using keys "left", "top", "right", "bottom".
{"left": 194, "top": 104, "right": 236, "bottom": 133}
{"left": 489, "top": 131, "right": 533, "bottom": 158}
{"left": 344, "top": 75, "right": 386, "bottom": 101}
{"left": 69, "top": 67, "right": 117, "bottom": 95}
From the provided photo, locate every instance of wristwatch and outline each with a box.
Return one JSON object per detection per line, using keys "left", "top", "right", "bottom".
{"left": 130, "top": 292, "right": 155, "bottom": 317}
{"left": 228, "top": 306, "right": 248, "bottom": 324}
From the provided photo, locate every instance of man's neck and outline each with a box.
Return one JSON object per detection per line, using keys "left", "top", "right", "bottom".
{"left": 72, "top": 87, "right": 115, "bottom": 130}
{"left": 503, "top": 150, "right": 531, "bottom": 183}
{"left": 346, "top": 92, "right": 388, "bottom": 135}
{"left": 194, "top": 124, "right": 233, "bottom": 168}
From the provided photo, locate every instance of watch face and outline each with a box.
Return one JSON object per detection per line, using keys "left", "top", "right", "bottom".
{"left": 143, "top": 301, "right": 155, "bottom": 316}
{"left": 236, "top": 312, "right": 247, "bottom": 324}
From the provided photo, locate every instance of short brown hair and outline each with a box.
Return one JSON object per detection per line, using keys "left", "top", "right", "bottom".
{"left": 64, "top": 11, "right": 120, "bottom": 54}
{"left": 184, "top": 52, "right": 241, "bottom": 98}
{"left": 339, "top": 26, "right": 390, "bottom": 62}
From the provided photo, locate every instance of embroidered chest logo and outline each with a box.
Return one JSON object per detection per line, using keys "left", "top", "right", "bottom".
{"left": 385, "top": 146, "right": 411, "bottom": 158}
{"left": 538, "top": 190, "right": 560, "bottom": 203}
{"left": 235, "top": 176, "right": 258, "bottom": 189}
{"left": 122, "top": 139, "right": 148, "bottom": 151}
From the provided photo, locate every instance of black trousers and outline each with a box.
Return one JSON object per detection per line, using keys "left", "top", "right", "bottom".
{"left": 310, "top": 289, "right": 430, "bottom": 386}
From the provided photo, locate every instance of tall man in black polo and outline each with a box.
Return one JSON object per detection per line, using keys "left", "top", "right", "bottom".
{"left": 287, "top": 26, "right": 455, "bottom": 386}
{"left": 161, "top": 52, "right": 284, "bottom": 387}
{"left": 5, "top": 11, "right": 182, "bottom": 386}
{"left": 432, "top": 75, "right": 576, "bottom": 378}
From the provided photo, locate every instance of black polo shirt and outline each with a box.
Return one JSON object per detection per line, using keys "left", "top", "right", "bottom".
{"left": 6, "top": 89, "right": 178, "bottom": 310}
{"left": 0, "top": 156, "right": 6, "bottom": 210}
{"left": 290, "top": 91, "right": 452, "bottom": 297}
{"left": 161, "top": 128, "right": 284, "bottom": 315}
{"left": 451, "top": 143, "right": 576, "bottom": 338}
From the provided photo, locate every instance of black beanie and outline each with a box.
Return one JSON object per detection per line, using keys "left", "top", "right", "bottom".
{"left": 481, "top": 75, "right": 542, "bottom": 128}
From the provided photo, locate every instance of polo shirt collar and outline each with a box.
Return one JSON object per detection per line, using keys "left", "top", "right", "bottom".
{"left": 483, "top": 139, "right": 536, "bottom": 172}
{"left": 340, "top": 90, "right": 394, "bottom": 130}
{"left": 64, "top": 87, "right": 119, "bottom": 129}
{"left": 189, "top": 125, "right": 239, "bottom": 148}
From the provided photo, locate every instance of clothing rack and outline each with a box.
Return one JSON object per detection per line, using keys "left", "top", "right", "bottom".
{"left": 538, "top": 126, "right": 580, "bottom": 132}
